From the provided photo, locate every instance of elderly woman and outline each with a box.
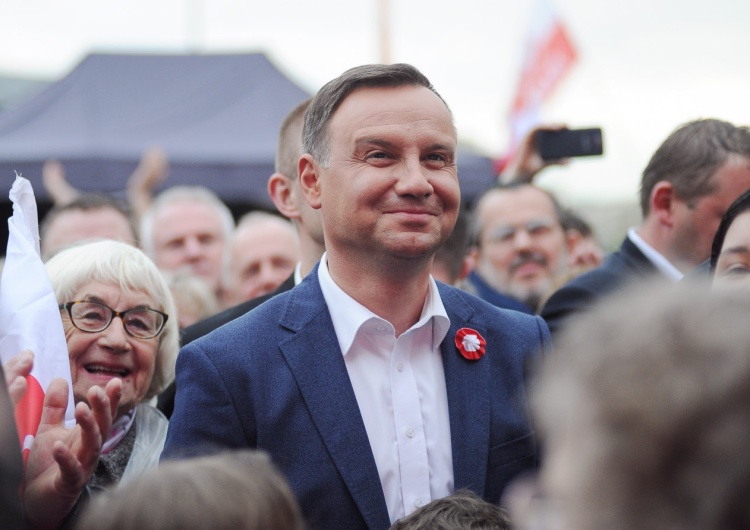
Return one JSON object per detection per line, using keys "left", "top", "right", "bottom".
{"left": 711, "top": 187, "right": 750, "bottom": 287}
{"left": 8, "top": 239, "right": 179, "bottom": 529}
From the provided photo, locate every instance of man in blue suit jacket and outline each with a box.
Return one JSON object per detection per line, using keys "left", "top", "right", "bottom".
{"left": 163, "top": 63, "right": 550, "bottom": 529}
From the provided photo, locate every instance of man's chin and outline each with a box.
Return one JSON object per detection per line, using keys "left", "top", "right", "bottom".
{"left": 508, "top": 283, "right": 549, "bottom": 309}
{"left": 385, "top": 235, "right": 443, "bottom": 259}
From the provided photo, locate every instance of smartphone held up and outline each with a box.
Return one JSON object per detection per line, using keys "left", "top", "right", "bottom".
{"left": 535, "top": 127, "right": 604, "bottom": 161}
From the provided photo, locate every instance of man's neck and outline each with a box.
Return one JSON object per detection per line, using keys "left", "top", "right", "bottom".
{"left": 635, "top": 220, "right": 693, "bottom": 275}
{"left": 325, "top": 249, "right": 433, "bottom": 336}
{"left": 298, "top": 235, "right": 326, "bottom": 279}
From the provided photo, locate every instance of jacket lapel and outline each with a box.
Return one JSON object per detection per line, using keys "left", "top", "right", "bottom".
{"left": 278, "top": 269, "right": 391, "bottom": 530}
{"left": 437, "top": 284, "right": 491, "bottom": 496}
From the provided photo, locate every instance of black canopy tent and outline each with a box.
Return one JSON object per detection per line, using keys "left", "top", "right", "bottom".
{"left": 0, "top": 52, "right": 498, "bottom": 249}
{"left": 0, "top": 52, "right": 311, "bottom": 209}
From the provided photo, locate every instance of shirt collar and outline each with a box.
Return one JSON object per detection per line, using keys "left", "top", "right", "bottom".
{"left": 317, "top": 252, "right": 451, "bottom": 356}
{"left": 628, "top": 228, "right": 683, "bottom": 281}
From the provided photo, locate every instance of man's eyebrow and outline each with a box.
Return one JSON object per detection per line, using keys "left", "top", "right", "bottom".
{"left": 353, "top": 138, "right": 456, "bottom": 152}
{"left": 354, "top": 137, "right": 397, "bottom": 150}
{"left": 424, "top": 142, "right": 455, "bottom": 152}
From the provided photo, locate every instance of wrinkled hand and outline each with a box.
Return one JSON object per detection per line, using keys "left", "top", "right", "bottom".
{"left": 3, "top": 350, "right": 34, "bottom": 406}
{"left": 500, "top": 124, "right": 569, "bottom": 184}
{"left": 23, "top": 377, "right": 122, "bottom": 530}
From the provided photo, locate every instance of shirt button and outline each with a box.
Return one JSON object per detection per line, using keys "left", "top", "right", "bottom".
{"left": 414, "top": 499, "right": 424, "bottom": 508}
{"left": 396, "top": 362, "right": 404, "bottom": 372}
{"left": 406, "top": 428, "right": 415, "bottom": 438}
{"left": 376, "top": 324, "right": 385, "bottom": 332}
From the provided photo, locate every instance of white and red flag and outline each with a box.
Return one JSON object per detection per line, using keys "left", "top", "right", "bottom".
{"left": 0, "top": 175, "right": 75, "bottom": 460}
{"left": 501, "top": 0, "right": 577, "bottom": 170}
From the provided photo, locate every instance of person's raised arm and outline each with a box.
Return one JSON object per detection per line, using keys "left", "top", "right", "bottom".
{"left": 126, "top": 147, "right": 169, "bottom": 224}
{"left": 499, "top": 124, "right": 568, "bottom": 185}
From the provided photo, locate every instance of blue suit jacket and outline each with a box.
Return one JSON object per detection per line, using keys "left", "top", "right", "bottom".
{"left": 162, "top": 265, "right": 551, "bottom": 530}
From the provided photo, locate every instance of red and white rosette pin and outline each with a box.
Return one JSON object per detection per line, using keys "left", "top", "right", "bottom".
{"left": 455, "top": 328, "right": 486, "bottom": 361}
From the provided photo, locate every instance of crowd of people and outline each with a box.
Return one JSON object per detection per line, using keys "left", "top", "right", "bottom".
{"left": 2, "top": 61, "right": 750, "bottom": 530}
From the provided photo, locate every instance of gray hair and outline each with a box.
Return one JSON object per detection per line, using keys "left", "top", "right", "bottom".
{"left": 45, "top": 240, "right": 180, "bottom": 399}
{"left": 302, "top": 63, "right": 452, "bottom": 167}
{"left": 139, "top": 185, "right": 235, "bottom": 259}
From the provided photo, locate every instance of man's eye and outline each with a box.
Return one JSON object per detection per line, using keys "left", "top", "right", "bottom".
{"left": 424, "top": 154, "right": 447, "bottom": 167}
{"left": 529, "top": 226, "right": 551, "bottom": 236}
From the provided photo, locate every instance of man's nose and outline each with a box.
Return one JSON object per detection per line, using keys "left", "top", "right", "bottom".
{"left": 258, "top": 263, "right": 275, "bottom": 285}
{"left": 183, "top": 236, "right": 205, "bottom": 257}
{"left": 394, "top": 159, "right": 433, "bottom": 198}
{"left": 511, "top": 228, "right": 534, "bottom": 250}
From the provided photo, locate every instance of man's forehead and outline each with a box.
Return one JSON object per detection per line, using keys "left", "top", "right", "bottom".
{"left": 331, "top": 85, "right": 454, "bottom": 133}
{"left": 158, "top": 200, "right": 221, "bottom": 220}
{"left": 481, "top": 187, "right": 557, "bottom": 217}
{"left": 55, "top": 207, "right": 128, "bottom": 224}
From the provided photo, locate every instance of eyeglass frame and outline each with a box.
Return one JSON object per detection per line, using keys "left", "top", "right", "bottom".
{"left": 58, "top": 301, "right": 169, "bottom": 339}
{"left": 480, "top": 217, "right": 563, "bottom": 247}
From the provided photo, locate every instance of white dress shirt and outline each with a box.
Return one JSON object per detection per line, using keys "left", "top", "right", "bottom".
{"left": 318, "top": 253, "right": 454, "bottom": 523}
{"left": 293, "top": 261, "right": 304, "bottom": 286}
{"left": 628, "top": 228, "right": 684, "bottom": 280}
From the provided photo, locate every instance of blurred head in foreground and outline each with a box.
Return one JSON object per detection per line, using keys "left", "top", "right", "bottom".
{"left": 76, "top": 450, "right": 305, "bottom": 530}
{"left": 533, "top": 281, "right": 750, "bottom": 530}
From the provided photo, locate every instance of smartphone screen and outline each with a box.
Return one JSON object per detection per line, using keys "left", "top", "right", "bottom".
{"left": 535, "top": 128, "right": 604, "bottom": 161}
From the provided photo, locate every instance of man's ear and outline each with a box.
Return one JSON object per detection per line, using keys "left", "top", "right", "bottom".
{"left": 565, "top": 227, "right": 583, "bottom": 255}
{"left": 267, "top": 173, "right": 299, "bottom": 220}
{"left": 650, "top": 181, "right": 676, "bottom": 228}
{"left": 466, "top": 245, "right": 479, "bottom": 269}
{"left": 458, "top": 254, "right": 474, "bottom": 282}
{"left": 298, "top": 154, "right": 322, "bottom": 210}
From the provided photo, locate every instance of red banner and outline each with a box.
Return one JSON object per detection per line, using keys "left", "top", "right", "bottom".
{"left": 503, "top": 0, "right": 577, "bottom": 166}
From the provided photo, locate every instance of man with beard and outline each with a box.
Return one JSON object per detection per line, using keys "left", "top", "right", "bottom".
{"left": 464, "top": 183, "right": 576, "bottom": 313}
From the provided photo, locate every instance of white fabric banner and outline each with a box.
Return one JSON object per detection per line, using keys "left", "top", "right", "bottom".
{"left": 0, "top": 175, "right": 75, "bottom": 453}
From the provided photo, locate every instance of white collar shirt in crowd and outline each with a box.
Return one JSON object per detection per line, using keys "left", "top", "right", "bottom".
{"left": 293, "top": 261, "right": 303, "bottom": 286}
{"left": 317, "top": 253, "right": 454, "bottom": 523}
{"left": 628, "top": 228, "right": 684, "bottom": 281}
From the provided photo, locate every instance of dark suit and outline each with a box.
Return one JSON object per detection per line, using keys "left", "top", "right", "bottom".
{"left": 463, "top": 271, "right": 534, "bottom": 314}
{"left": 181, "top": 274, "right": 296, "bottom": 346}
{"left": 156, "top": 274, "right": 296, "bottom": 418}
{"left": 540, "top": 236, "right": 660, "bottom": 339}
{"left": 162, "top": 265, "right": 550, "bottom": 530}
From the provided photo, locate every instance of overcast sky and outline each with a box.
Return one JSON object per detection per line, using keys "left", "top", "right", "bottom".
{"left": 1, "top": 0, "right": 749, "bottom": 207}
